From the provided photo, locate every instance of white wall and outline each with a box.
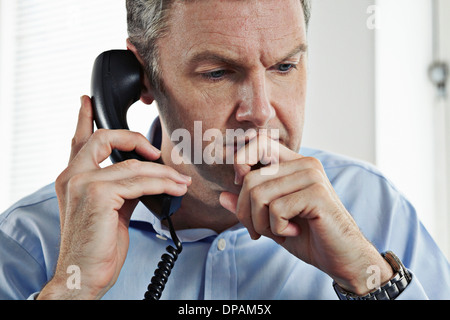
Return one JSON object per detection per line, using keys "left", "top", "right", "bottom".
{"left": 303, "top": 0, "right": 376, "bottom": 164}
{"left": 433, "top": 0, "right": 450, "bottom": 259}
{"left": 375, "top": 0, "right": 436, "bottom": 242}
{"left": 303, "top": 0, "right": 448, "bottom": 259}
{"left": 0, "top": 0, "right": 15, "bottom": 214}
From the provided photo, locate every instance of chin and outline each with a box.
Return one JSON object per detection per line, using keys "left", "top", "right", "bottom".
{"left": 195, "top": 163, "right": 241, "bottom": 193}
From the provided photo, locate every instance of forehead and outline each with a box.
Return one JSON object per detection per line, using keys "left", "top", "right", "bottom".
{"left": 164, "top": 0, "right": 306, "bottom": 65}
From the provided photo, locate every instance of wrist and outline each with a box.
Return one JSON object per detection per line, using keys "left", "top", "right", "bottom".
{"left": 37, "top": 274, "right": 103, "bottom": 300}
{"left": 335, "top": 253, "right": 394, "bottom": 296}
{"left": 333, "top": 251, "right": 412, "bottom": 300}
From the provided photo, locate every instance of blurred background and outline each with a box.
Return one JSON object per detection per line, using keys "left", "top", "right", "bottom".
{"left": 0, "top": 0, "right": 449, "bottom": 259}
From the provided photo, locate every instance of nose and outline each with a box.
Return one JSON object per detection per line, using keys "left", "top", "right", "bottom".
{"left": 235, "top": 73, "right": 275, "bottom": 127}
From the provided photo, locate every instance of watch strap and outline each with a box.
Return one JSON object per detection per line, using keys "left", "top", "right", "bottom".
{"left": 333, "top": 251, "right": 411, "bottom": 300}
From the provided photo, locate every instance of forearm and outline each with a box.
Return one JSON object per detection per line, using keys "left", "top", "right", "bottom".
{"left": 37, "top": 276, "right": 102, "bottom": 300}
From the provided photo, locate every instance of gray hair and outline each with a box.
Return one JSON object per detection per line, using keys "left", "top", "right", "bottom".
{"left": 126, "top": 0, "right": 311, "bottom": 93}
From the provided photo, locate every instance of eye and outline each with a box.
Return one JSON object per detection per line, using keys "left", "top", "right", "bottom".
{"left": 277, "top": 63, "right": 297, "bottom": 74}
{"left": 202, "top": 69, "right": 226, "bottom": 81}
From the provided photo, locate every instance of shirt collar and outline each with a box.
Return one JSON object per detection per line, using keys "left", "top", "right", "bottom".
{"left": 130, "top": 117, "right": 220, "bottom": 242}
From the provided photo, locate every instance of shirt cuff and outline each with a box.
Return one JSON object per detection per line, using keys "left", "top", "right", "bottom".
{"left": 394, "top": 269, "right": 428, "bottom": 300}
{"left": 27, "top": 292, "right": 40, "bottom": 300}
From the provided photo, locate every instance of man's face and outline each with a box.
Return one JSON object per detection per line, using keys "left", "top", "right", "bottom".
{"left": 156, "top": 0, "right": 307, "bottom": 194}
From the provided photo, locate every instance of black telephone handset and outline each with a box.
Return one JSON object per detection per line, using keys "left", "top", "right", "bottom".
{"left": 90, "top": 50, "right": 182, "bottom": 300}
{"left": 90, "top": 49, "right": 182, "bottom": 221}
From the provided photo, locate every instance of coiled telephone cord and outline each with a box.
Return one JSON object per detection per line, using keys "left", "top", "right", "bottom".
{"left": 143, "top": 215, "right": 182, "bottom": 300}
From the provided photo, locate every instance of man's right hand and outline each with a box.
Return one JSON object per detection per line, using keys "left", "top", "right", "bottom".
{"left": 37, "top": 96, "right": 191, "bottom": 299}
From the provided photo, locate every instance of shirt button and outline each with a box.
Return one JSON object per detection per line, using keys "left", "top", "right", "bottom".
{"left": 217, "top": 238, "right": 226, "bottom": 251}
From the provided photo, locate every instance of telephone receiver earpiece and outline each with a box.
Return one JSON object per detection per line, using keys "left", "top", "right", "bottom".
{"left": 90, "top": 50, "right": 182, "bottom": 221}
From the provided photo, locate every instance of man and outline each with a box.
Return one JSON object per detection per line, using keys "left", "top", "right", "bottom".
{"left": 0, "top": 0, "right": 449, "bottom": 300}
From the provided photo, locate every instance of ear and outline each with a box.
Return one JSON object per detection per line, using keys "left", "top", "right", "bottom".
{"left": 126, "top": 39, "right": 155, "bottom": 105}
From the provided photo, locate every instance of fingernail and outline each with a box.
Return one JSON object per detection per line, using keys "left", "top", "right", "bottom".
{"left": 234, "top": 172, "right": 241, "bottom": 185}
{"left": 151, "top": 145, "right": 161, "bottom": 154}
{"left": 179, "top": 174, "right": 192, "bottom": 183}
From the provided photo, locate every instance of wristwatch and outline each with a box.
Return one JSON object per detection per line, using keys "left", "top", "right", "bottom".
{"left": 333, "top": 251, "right": 412, "bottom": 300}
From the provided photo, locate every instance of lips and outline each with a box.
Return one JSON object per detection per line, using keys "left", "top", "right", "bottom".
{"left": 226, "top": 136, "right": 283, "bottom": 153}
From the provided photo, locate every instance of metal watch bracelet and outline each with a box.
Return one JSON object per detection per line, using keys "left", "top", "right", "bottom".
{"left": 333, "top": 251, "right": 412, "bottom": 300}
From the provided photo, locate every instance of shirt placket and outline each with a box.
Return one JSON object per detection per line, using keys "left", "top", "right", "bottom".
{"left": 204, "top": 230, "right": 238, "bottom": 299}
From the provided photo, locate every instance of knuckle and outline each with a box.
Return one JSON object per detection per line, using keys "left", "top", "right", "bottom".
{"left": 66, "top": 173, "right": 87, "bottom": 192}
{"left": 268, "top": 201, "right": 284, "bottom": 234}
{"left": 71, "top": 135, "right": 79, "bottom": 148}
{"left": 302, "top": 168, "right": 323, "bottom": 182}
{"left": 128, "top": 130, "right": 148, "bottom": 145}
{"left": 71, "top": 135, "right": 88, "bottom": 154}
{"left": 310, "top": 182, "right": 328, "bottom": 197}
{"left": 132, "top": 130, "right": 147, "bottom": 141}
{"left": 94, "top": 128, "right": 108, "bottom": 136}
{"left": 302, "top": 156, "right": 323, "bottom": 169}
{"left": 85, "top": 180, "right": 105, "bottom": 198}
{"left": 235, "top": 205, "right": 247, "bottom": 221}
{"left": 242, "top": 170, "right": 257, "bottom": 188}
{"left": 268, "top": 198, "right": 283, "bottom": 216}
{"left": 91, "top": 128, "right": 109, "bottom": 143}
{"left": 249, "top": 185, "right": 264, "bottom": 203}
{"left": 121, "top": 158, "right": 142, "bottom": 172}
{"left": 55, "top": 170, "right": 69, "bottom": 194}
{"left": 117, "top": 176, "right": 137, "bottom": 188}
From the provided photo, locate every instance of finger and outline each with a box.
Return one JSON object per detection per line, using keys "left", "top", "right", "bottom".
{"left": 248, "top": 168, "right": 318, "bottom": 241}
{"left": 72, "top": 176, "right": 189, "bottom": 212}
{"left": 268, "top": 187, "right": 322, "bottom": 237}
{"left": 70, "top": 129, "right": 161, "bottom": 174}
{"left": 86, "top": 159, "right": 192, "bottom": 185}
{"left": 70, "top": 96, "right": 94, "bottom": 163}
{"left": 239, "top": 157, "right": 323, "bottom": 192}
{"left": 219, "top": 191, "right": 238, "bottom": 214}
{"left": 114, "top": 176, "right": 189, "bottom": 200}
{"left": 73, "top": 177, "right": 188, "bottom": 234}
{"left": 234, "top": 134, "right": 301, "bottom": 185}
{"left": 233, "top": 172, "right": 261, "bottom": 240}
{"left": 234, "top": 158, "right": 323, "bottom": 241}
{"left": 250, "top": 193, "right": 285, "bottom": 244}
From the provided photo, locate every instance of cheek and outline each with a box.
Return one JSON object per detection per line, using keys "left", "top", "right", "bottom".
{"left": 159, "top": 81, "right": 237, "bottom": 140}
{"left": 272, "top": 75, "right": 307, "bottom": 149}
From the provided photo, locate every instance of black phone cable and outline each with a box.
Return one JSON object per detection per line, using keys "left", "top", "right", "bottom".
{"left": 143, "top": 215, "right": 182, "bottom": 300}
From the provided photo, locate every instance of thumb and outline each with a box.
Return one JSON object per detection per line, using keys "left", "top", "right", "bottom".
{"left": 219, "top": 191, "right": 239, "bottom": 214}
{"left": 70, "top": 95, "right": 94, "bottom": 163}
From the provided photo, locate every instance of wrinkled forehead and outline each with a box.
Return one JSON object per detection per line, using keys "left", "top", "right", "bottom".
{"left": 163, "top": 0, "right": 307, "bottom": 66}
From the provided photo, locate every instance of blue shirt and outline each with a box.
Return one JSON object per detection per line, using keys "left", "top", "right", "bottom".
{"left": 1, "top": 123, "right": 449, "bottom": 299}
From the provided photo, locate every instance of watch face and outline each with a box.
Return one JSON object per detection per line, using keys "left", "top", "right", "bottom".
{"left": 383, "top": 251, "right": 407, "bottom": 274}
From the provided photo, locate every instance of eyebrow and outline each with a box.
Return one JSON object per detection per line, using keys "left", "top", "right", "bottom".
{"left": 188, "top": 42, "right": 308, "bottom": 68}
{"left": 275, "top": 43, "right": 308, "bottom": 64}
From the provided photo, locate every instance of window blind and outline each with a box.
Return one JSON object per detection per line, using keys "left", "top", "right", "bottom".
{"left": 2, "top": 0, "right": 158, "bottom": 211}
